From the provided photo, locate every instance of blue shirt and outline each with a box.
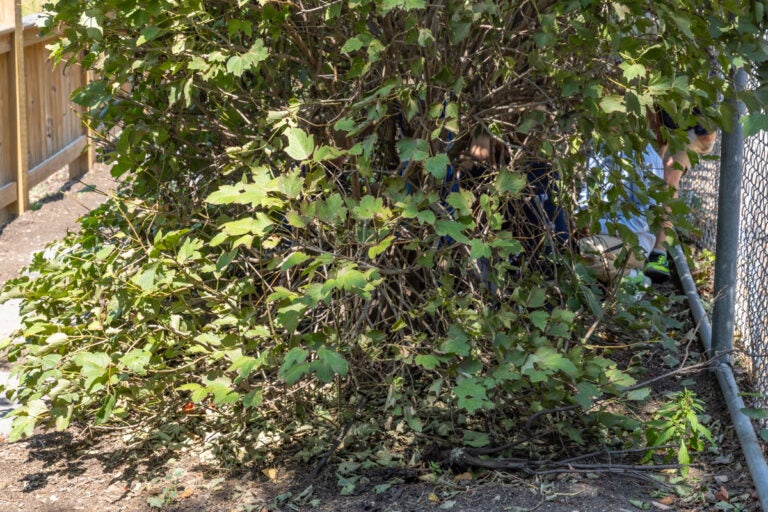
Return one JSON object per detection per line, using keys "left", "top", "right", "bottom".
{"left": 579, "top": 142, "right": 665, "bottom": 237}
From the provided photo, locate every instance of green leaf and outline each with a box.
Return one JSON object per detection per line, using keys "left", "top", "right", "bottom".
{"left": 206, "top": 378, "right": 239, "bottom": 405}
{"left": 533, "top": 31, "right": 556, "bottom": 48}
{"left": 468, "top": 239, "right": 491, "bottom": 260}
{"left": 668, "top": 12, "right": 694, "bottom": 39}
{"left": 446, "top": 190, "right": 474, "bottom": 216}
{"left": 284, "top": 127, "right": 315, "bottom": 161}
{"left": 132, "top": 264, "right": 158, "bottom": 292}
{"left": 626, "top": 387, "right": 651, "bottom": 401}
{"left": 534, "top": 346, "right": 579, "bottom": 377}
{"left": 341, "top": 37, "right": 364, "bottom": 53}
{"left": 94, "top": 394, "right": 116, "bottom": 425}
{"left": 368, "top": 236, "right": 394, "bottom": 259}
{"left": 529, "top": 310, "right": 549, "bottom": 331}
{"left": 221, "top": 214, "right": 274, "bottom": 236}
{"left": 462, "top": 430, "right": 490, "bottom": 448}
{"left": 9, "top": 415, "right": 37, "bottom": 442}
{"left": 207, "top": 184, "right": 248, "bottom": 205}
{"left": 285, "top": 211, "right": 308, "bottom": 228}
{"left": 600, "top": 95, "right": 625, "bottom": 113}
{"left": 496, "top": 170, "right": 526, "bottom": 194}
{"left": 355, "top": 195, "right": 384, "bottom": 220}
{"left": 278, "top": 169, "right": 304, "bottom": 198}
{"left": 279, "top": 347, "right": 310, "bottom": 385}
{"left": 314, "top": 145, "right": 346, "bottom": 162}
{"left": 677, "top": 441, "right": 690, "bottom": 472}
{"left": 312, "top": 346, "right": 349, "bottom": 382}
{"left": 177, "top": 237, "right": 202, "bottom": 263}
{"left": 74, "top": 352, "right": 111, "bottom": 379}
{"left": 396, "top": 138, "right": 430, "bottom": 162}
{"left": 403, "top": 0, "right": 426, "bottom": 8}
{"left": 742, "top": 113, "right": 768, "bottom": 137}
{"left": 425, "top": 154, "right": 450, "bottom": 179}
{"left": 417, "top": 210, "right": 436, "bottom": 224}
{"left": 434, "top": 220, "right": 470, "bottom": 244}
{"left": 415, "top": 354, "right": 441, "bottom": 370}
{"left": 620, "top": 62, "right": 646, "bottom": 81}
{"left": 226, "top": 40, "right": 268, "bottom": 77}
{"left": 244, "top": 39, "right": 268, "bottom": 67}
{"left": 740, "top": 407, "right": 768, "bottom": 419}
{"left": 120, "top": 349, "right": 151, "bottom": 375}
{"left": 449, "top": 18, "right": 471, "bottom": 44}
{"left": 243, "top": 388, "right": 263, "bottom": 409}
{"left": 137, "top": 26, "right": 160, "bottom": 46}
{"left": 527, "top": 287, "right": 547, "bottom": 308}
{"left": 574, "top": 381, "right": 600, "bottom": 409}
{"left": 440, "top": 325, "right": 470, "bottom": 356}
{"left": 455, "top": 377, "right": 492, "bottom": 414}
{"left": 280, "top": 251, "right": 310, "bottom": 271}
{"left": 44, "top": 332, "right": 69, "bottom": 349}
{"left": 229, "top": 353, "right": 264, "bottom": 382}
{"left": 334, "top": 117, "right": 356, "bottom": 132}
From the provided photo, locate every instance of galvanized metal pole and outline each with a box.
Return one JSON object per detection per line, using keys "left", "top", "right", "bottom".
{"left": 710, "top": 67, "right": 748, "bottom": 363}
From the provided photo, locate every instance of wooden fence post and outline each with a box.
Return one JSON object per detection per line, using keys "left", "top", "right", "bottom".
{"left": 2, "top": 0, "right": 28, "bottom": 215}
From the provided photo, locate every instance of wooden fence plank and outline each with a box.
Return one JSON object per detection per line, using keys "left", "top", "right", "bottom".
{"left": 0, "top": 49, "right": 11, "bottom": 212}
{"left": 27, "top": 136, "right": 87, "bottom": 189}
{"left": 0, "top": 181, "right": 17, "bottom": 210}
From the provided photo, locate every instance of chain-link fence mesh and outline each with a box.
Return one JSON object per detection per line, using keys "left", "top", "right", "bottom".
{"left": 680, "top": 127, "right": 768, "bottom": 404}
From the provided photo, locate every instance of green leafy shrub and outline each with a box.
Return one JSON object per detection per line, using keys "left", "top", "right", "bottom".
{"left": 644, "top": 389, "right": 714, "bottom": 476}
{"left": 1, "top": 0, "right": 767, "bottom": 466}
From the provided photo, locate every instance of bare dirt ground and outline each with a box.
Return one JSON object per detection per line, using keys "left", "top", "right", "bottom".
{"left": 0, "top": 166, "right": 762, "bottom": 511}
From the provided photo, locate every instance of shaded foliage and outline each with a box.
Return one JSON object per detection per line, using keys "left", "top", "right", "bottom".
{"left": 2, "top": 0, "right": 768, "bottom": 469}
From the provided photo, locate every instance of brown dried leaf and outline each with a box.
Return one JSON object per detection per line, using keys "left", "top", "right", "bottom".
{"left": 178, "top": 488, "right": 195, "bottom": 500}
{"left": 452, "top": 472, "right": 473, "bottom": 482}
{"left": 714, "top": 485, "right": 729, "bottom": 502}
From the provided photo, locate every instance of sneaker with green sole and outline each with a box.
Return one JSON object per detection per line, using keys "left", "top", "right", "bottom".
{"left": 645, "top": 251, "right": 671, "bottom": 283}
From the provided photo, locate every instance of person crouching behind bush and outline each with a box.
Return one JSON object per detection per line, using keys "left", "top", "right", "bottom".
{"left": 577, "top": 137, "right": 665, "bottom": 290}
{"left": 644, "top": 108, "right": 718, "bottom": 283}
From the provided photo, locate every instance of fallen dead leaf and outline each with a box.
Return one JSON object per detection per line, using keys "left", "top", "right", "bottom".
{"left": 657, "top": 495, "right": 675, "bottom": 505}
{"left": 715, "top": 485, "right": 729, "bottom": 502}
{"left": 453, "top": 472, "right": 473, "bottom": 482}
{"left": 428, "top": 492, "right": 441, "bottom": 504}
{"left": 178, "top": 488, "right": 195, "bottom": 500}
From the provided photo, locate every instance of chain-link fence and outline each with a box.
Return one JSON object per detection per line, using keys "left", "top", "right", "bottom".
{"left": 681, "top": 127, "right": 768, "bottom": 402}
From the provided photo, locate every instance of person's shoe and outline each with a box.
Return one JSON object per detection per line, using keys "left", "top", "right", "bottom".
{"left": 644, "top": 251, "right": 671, "bottom": 283}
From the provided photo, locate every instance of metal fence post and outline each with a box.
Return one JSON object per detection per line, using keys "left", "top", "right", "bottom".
{"left": 710, "top": 67, "right": 748, "bottom": 363}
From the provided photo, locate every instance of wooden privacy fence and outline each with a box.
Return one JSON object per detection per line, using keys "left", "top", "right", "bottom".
{"left": 0, "top": 1, "right": 92, "bottom": 225}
